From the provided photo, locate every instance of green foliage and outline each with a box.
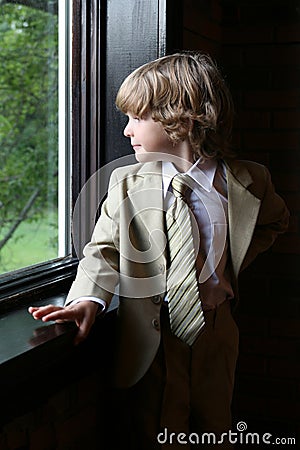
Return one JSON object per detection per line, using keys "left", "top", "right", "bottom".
{"left": 0, "top": 3, "right": 58, "bottom": 271}
{"left": 0, "top": 210, "right": 58, "bottom": 272}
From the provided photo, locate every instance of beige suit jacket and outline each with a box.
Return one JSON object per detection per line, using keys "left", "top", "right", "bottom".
{"left": 66, "top": 159, "right": 289, "bottom": 388}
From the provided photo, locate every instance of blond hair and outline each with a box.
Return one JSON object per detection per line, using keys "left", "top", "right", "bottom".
{"left": 116, "top": 52, "right": 235, "bottom": 160}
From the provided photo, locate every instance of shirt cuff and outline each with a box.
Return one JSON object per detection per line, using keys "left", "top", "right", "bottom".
{"left": 71, "top": 296, "right": 107, "bottom": 315}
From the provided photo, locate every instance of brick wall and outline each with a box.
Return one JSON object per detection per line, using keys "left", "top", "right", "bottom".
{"left": 0, "top": 372, "right": 101, "bottom": 450}
{"left": 0, "top": 314, "right": 121, "bottom": 450}
{"left": 0, "top": 2, "right": 298, "bottom": 448}
{"left": 183, "top": 0, "right": 223, "bottom": 55}
{"left": 185, "top": 0, "right": 299, "bottom": 441}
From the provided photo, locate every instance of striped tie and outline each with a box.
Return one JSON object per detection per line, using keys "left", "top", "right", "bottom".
{"left": 166, "top": 174, "right": 205, "bottom": 346}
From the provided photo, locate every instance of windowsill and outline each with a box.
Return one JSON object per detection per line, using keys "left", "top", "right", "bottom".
{"left": 0, "top": 292, "right": 75, "bottom": 393}
{"left": 0, "top": 293, "right": 72, "bottom": 366}
{"left": 0, "top": 277, "right": 117, "bottom": 427}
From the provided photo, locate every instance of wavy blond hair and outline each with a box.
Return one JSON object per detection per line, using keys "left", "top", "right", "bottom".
{"left": 116, "top": 51, "right": 235, "bottom": 160}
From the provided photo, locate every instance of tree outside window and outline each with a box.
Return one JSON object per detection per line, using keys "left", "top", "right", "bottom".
{"left": 0, "top": 1, "right": 60, "bottom": 273}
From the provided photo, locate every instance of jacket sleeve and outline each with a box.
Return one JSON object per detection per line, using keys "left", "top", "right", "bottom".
{"left": 65, "top": 170, "right": 120, "bottom": 306}
{"left": 240, "top": 165, "right": 290, "bottom": 272}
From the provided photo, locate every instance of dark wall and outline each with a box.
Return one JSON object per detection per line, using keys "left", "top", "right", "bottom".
{"left": 183, "top": 0, "right": 300, "bottom": 439}
{"left": 104, "top": 0, "right": 183, "bottom": 163}
{"left": 1, "top": 1, "right": 298, "bottom": 448}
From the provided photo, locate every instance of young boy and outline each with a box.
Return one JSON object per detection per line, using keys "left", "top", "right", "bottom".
{"left": 29, "top": 52, "right": 289, "bottom": 449}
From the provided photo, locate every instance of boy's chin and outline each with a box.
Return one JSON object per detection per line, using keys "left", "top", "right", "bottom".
{"left": 134, "top": 151, "right": 177, "bottom": 164}
{"left": 134, "top": 151, "right": 192, "bottom": 168}
{"left": 134, "top": 152, "right": 159, "bottom": 163}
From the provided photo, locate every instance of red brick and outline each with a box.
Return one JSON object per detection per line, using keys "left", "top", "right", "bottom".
{"left": 46, "top": 387, "right": 73, "bottom": 419}
{"left": 239, "top": 336, "right": 298, "bottom": 358}
{"left": 211, "top": 0, "right": 222, "bottom": 23}
{"left": 224, "top": 67, "right": 271, "bottom": 90}
{"left": 4, "top": 421, "right": 27, "bottom": 449}
{"left": 0, "top": 434, "right": 9, "bottom": 450}
{"left": 272, "top": 173, "right": 300, "bottom": 192}
{"left": 235, "top": 111, "right": 271, "bottom": 129}
{"left": 243, "top": 377, "right": 297, "bottom": 399}
{"left": 29, "top": 423, "right": 56, "bottom": 450}
{"left": 221, "top": 47, "right": 243, "bottom": 67}
{"left": 55, "top": 406, "right": 97, "bottom": 447}
{"left": 267, "top": 358, "right": 300, "bottom": 379}
{"left": 268, "top": 318, "right": 300, "bottom": 338}
{"left": 245, "top": 45, "right": 300, "bottom": 67}
{"left": 267, "top": 398, "right": 300, "bottom": 421}
{"left": 276, "top": 24, "right": 300, "bottom": 43}
{"left": 76, "top": 374, "right": 100, "bottom": 408}
{"left": 272, "top": 69, "right": 300, "bottom": 89}
{"left": 284, "top": 193, "right": 300, "bottom": 211}
{"left": 232, "top": 131, "right": 241, "bottom": 148}
{"left": 272, "top": 234, "right": 300, "bottom": 254}
{"left": 239, "top": 3, "right": 299, "bottom": 26}
{"left": 184, "top": 14, "right": 222, "bottom": 41}
{"left": 245, "top": 90, "right": 300, "bottom": 109}
{"left": 223, "top": 26, "right": 274, "bottom": 45}
{"left": 238, "top": 354, "right": 267, "bottom": 376}
{"left": 237, "top": 314, "right": 268, "bottom": 336}
{"left": 286, "top": 215, "right": 299, "bottom": 233}
{"left": 232, "top": 150, "right": 270, "bottom": 166}
{"left": 243, "top": 131, "right": 299, "bottom": 151}
{"left": 273, "top": 111, "right": 300, "bottom": 129}
{"left": 182, "top": 30, "right": 220, "bottom": 55}
{"left": 234, "top": 394, "right": 267, "bottom": 416}
{"left": 271, "top": 151, "right": 300, "bottom": 170}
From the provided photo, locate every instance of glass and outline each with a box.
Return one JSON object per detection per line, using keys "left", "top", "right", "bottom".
{"left": 0, "top": 1, "right": 68, "bottom": 274}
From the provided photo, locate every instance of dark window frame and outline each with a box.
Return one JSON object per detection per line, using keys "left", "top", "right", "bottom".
{"left": 0, "top": 0, "right": 83, "bottom": 308}
{"left": 0, "top": 0, "right": 183, "bottom": 310}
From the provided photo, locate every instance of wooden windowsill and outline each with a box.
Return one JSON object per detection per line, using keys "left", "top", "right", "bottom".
{"left": 0, "top": 285, "right": 117, "bottom": 427}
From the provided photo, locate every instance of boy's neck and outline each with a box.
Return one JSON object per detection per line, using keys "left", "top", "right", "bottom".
{"left": 171, "top": 140, "right": 195, "bottom": 173}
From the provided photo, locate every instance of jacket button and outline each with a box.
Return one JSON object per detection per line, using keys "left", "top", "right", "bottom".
{"left": 152, "top": 295, "right": 162, "bottom": 304}
{"left": 151, "top": 318, "right": 160, "bottom": 330}
{"left": 158, "top": 263, "right": 165, "bottom": 273}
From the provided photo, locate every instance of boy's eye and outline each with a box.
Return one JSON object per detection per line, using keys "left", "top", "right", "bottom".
{"left": 133, "top": 117, "right": 140, "bottom": 122}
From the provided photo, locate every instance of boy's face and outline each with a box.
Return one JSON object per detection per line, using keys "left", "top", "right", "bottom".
{"left": 123, "top": 112, "right": 176, "bottom": 162}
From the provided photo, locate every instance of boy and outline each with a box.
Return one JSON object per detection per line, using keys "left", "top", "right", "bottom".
{"left": 29, "top": 52, "right": 289, "bottom": 449}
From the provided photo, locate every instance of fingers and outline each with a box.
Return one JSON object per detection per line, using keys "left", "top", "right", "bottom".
{"left": 28, "top": 305, "right": 65, "bottom": 322}
{"left": 34, "top": 306, "right": 80, "bottom": 324}
{"left": 74, "top": 322, "right": 90, "bottom": 345}
{"left": 28, "top": 302, "right": 98, "bottom": 346}
{"left": 74, "top": 307, "right": 96, "bottom": 345}
{"left": 29, "top": 305, "right": 60, "bottom": 320}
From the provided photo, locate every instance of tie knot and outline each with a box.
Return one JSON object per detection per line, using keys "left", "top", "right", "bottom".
{"left": 171, "top": 174, "right": 192, "bottom": 198}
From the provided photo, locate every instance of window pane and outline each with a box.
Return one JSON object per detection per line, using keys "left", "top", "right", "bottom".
{"left": 0, "top": 2, "right": 65, "bottom": 274}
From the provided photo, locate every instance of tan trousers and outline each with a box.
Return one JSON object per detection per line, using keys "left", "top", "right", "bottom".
{"left": 129, "top": 300, "right": 239, "bottom": 449}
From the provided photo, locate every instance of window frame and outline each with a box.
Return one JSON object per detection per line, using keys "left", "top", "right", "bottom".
{"left": 0, "top": 0, "right": 182, "bottom": 309}
{"left": 0, "top": 0, "right": 81, "bottom": 307}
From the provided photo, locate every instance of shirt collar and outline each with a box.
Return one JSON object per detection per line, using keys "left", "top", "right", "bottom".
{"left": 162, "top": 158, "right": 218, "bottom": 197}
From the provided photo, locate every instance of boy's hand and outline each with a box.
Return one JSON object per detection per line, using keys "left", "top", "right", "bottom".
{"left": 28, "top": 301, "right": 99, "bottom": 345}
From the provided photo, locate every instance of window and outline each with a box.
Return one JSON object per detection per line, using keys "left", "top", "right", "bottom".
{"left": 0, "top": 0, "right": 172, "bottom": 303}
{"left": 0, "top": 0, "right": 70, "bottom": 275}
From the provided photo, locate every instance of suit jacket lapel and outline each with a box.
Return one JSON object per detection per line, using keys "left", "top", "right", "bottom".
{"left": 224, "top": 160, "right": 261, "bottom": 278}
{"left": 127, "top": 161, "right": 167, "bottom": 265}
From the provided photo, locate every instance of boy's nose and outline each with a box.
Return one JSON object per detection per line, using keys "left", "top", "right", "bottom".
{"left": 123, "top": 123, "right": 132, "bottom": 137}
